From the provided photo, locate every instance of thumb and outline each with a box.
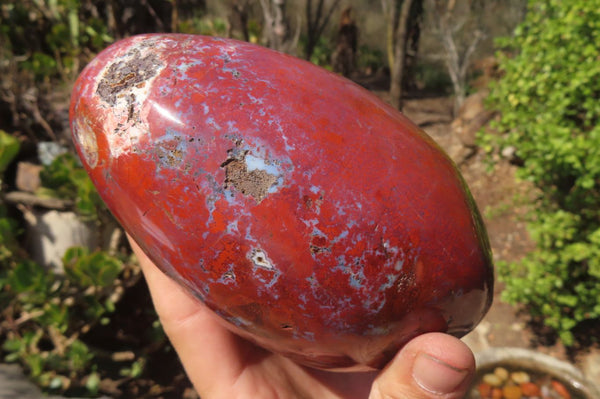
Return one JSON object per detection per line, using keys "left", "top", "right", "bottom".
{"left": 369, "top": 333, "right": 475, "bottom": 399}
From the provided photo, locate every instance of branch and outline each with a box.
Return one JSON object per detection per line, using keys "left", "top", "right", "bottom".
{"left": 306, "top": 0, "right": 314, "bottom": 33}
{"left": 259, "top": 0, "right": 272, "bottom": 28}
{"left": 14, "top": 309, "right": 45, "bottom": 326}
{"left": 288, "top": 13, "right": 302, "bottom": 55}
{"left": 260, "top": 0, "right": 298, "bottom": 54}
{"left": 22, "top": 88, "right": 58, "bottom": 141}
{"left": 314, "top": 0, "right": 342, "bottom": 39}
{"left": 140, "top": 0, "right": 165, "bottom": 31}
{"left": 450, "top": 16, "right": 468, "bottom": 34}
{"left": 459, "top": 29, "right": 485, "bottom": 80}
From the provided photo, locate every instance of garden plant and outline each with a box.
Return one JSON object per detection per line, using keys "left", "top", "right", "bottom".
{"left": 482, "top": 0, "right": 600, "bottom": 346}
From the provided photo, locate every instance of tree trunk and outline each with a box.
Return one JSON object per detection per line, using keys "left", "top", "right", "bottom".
{"left": 442, "top": 29, "right": 483, "bottom": 114}
{"left": 229, "top": 0, "right": 251, "bottom": 42}
{"left": 259, "top": 0, "right": 298, "bottom": 54}
{"left": 171, "top": 0, "right": 179, "bottom": 32}
{"left": 427, "top": 0, "right": 485, "bottom": 115}
{"left": 389, "top": 0, "right": 413, "bottom": 109}
{"left": 381, "top": 0, "right": 398, "bottom": 71}
{"left": 305, "top": 0, "right": 341, "bottom": 61}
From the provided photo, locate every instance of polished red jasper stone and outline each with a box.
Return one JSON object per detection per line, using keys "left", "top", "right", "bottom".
{"left": 70, "top": 34, "right": 493, "bottom": 371}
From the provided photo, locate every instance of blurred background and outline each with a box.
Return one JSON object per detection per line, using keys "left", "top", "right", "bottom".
{"left": 0, "top": 0, "right": 599, "bottom": 397}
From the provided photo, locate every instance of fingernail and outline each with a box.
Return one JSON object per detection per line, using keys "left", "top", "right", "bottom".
{"left": 412, "top": 353, "right": 469, "bottom": 394}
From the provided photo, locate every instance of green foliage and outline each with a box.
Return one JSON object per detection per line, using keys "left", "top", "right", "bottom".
{"left": 357, "top": 44, "right": 385, "bottom": 75}
{"left": 0, "top": 208, "right": 20, "bottom": 267}
{"left": 119, "top": 357, "right": 146, "bottom": 379}
{"left": 0, "top": 246, "right": 128, "bottom": 394}
{"left": 1, "top": 2, "right": 114, "bottom": 141}
{"left": 0, "top": 205, "right": 165, "bottom": 395}
{"left": 300, "top": 34, "right": 334, "bottom": 68}
{"left": 177, "top": 15, "right": 229, "bottom": 37}
{"left": 0, "top": 123, "right": 21, "bottom": 266}
{"left": 21, "top": 53, "right": 59, "bottom": 82}
{"left": 38, "top": 152, "right": 104, "bottom": 221}
{"left": 63, "top": 247, "right": 123, "bottom": 289}
{"left": 415, "top": 60, "right": 452, "bottom": 93}
{"left": 483, "top": 0, "right": 600, "bottom": 345}
{"left": 0, "top": 206, "right": 23, "bottom": 305}
{"left": 1, "top": 1, "right": 112, "bottom": 82}
{"left": 0, "top": 130, "right": 20, "bottom": 178}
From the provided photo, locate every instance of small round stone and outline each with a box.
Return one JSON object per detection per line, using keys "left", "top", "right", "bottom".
{"left": 478, "top": 382, "right": 492, "bottom": 397}
{"left": 493, "top": 366, "right": 509, "bottom": 381}
{"left": 520, "top": 381, "right": 541, "bottom": 396}
{"left": 491, "top": 387, "right": 503, "bottom": 399}
{"left": 551, "top": 380, "right": 572, "bottom": 399}
{"left": 510, "top": 370, "right": 530, "bottom": 384}
{"left": 502, "top": 385, "right": 522, "bottom": 399}
{"left": 483, "top": 373, "right": 503, "bottom": 387}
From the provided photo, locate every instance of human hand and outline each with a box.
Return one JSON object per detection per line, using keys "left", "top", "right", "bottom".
{"left": 129, "top": 236, "right": 475, "bottom": 399}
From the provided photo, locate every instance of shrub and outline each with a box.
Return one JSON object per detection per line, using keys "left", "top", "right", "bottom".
{"left": 0, "top": 141, "right": 166, "bottom": 396}
{"left": 37, "top": 152, "right": 105, "bottom": 221}
{"left": 0, "top": 246, "right": 128, "bottom": 394}
{"left": 482, "top": 0, "right": 600, "bottom": 345}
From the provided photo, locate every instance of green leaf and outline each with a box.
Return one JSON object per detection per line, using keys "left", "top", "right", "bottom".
{"left": 2, "top": 337, "right": 24, "bottom": 353}
{"left": 67, "top": 250, "right": 122, "bottom": 288}
{"left": 38, "top": 152, "right": 105, "bottom": 221}
{"left": 8, "top": 260, "right": 49, "bottom": 295}
{"left": 62, "top": 246, "right": 89, "bottom": 267}
{"left": 49, "top": 376, "right": 64, "bottom": 389}
{"left": 104, "top": 298, "right": 115, "bottom": 313}
{"left": 39, "top": 302, "right": 69, "bottom": 332}
{"left": 4, "top": 352, "right": 21, "bottom": 363}
{"left": 66, "top": 340, "right": 93, "bottom": 372}
{"left": 85, "top": 371, "right": 100, "bottom": 394}
{"left": 24, "top": 353, "right": 45, "bottom": 377}
{"left": 0, "top": 130, "right": 20, "bottom": 176}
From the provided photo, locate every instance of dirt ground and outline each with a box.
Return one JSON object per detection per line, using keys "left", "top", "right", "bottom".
{"left": 397, "top": 95, "right": 600, "bottom": 386}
